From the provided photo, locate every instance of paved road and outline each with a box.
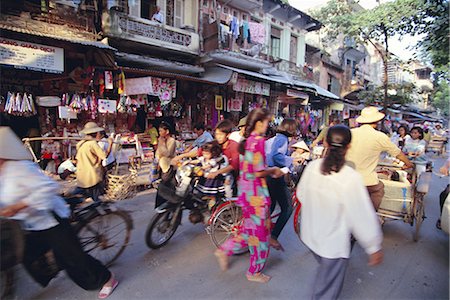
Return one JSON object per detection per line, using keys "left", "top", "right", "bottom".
{"left": 11, "top": 156, "right": 450, "bottom": 300}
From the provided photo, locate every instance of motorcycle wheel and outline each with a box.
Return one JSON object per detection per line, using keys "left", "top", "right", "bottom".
{"left": 145, "top": 210, "right": 181, "bottom": 249}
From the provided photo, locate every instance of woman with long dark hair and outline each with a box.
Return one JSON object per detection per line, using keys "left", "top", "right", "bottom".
{"left": 297, "top": 125, "right": 383, "bottom": 299}
{"left": 214, "top": 108, "right": 284, "bottom": 283}
{"left": 265, "top": 118, "right": 297, "bottom": 250}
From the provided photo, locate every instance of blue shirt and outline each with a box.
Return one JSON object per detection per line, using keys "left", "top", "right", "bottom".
{"left": 192, "top": 131, "right": 214, "bottom": 148}
{"left": 265, "top": 133, "right": 293, "bottom": 168}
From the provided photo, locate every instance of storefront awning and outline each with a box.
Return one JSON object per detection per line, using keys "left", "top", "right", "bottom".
{"left": 120, "top": 66, "right": 233, "bottom": 85}
{"left": 218, "top": 64, "right": 293, "bottom": 85}
{"left": 0, "top": 25, "right": 116, "bottom": 50}
{"left": 116, "top": 52, "right": 204, "bottom": 75}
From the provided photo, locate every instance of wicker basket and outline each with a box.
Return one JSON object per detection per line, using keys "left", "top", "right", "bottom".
{"left": 104, "top": 168, "right": 138, "bottom": 201}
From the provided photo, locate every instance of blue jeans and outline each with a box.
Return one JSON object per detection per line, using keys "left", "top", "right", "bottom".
{"left": 267, "top": 176, "right": 293, "bottom": 239}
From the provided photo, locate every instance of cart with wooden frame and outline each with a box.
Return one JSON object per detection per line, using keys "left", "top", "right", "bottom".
{"left": 376, "top": 162, "right": 432, "bottom": 241}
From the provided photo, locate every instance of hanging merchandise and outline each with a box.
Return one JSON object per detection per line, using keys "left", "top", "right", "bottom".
{"left": 4, "top": 92, "right": 37, "bottom": 116}
{"left": 105, "top": 71, "right": 114, "bottom": 90}
{"left": 99, "top": 72, "right": 105, "bottom": 97}
{"left": 118, "top": 70, "right": 126, "bottom": 95}
{"left": 117, "top": 95, "right": 127, "bottom": 113}
{"left": 69, "top": 94, "right": 82, "bottom": 112}
{"left": 147, "top": 102, "right": 156, "bottom": 119}
{"left": 61, "top": 93, "right": 69, "bottom": 106}
{"left": 98, "top": 99, "right": 117, "bottom": 114}
{"left": 87, "top": 94, "right": 98, "bottom": 119}
{"left": 155, "top": 101, "right": 162, "bottom": 117}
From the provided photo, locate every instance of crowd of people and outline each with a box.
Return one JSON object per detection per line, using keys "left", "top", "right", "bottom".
{"left": 0, "top": 106, "right": 448, "bottom": 299}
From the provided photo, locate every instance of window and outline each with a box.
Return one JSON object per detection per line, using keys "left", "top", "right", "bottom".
{"left": 141, "top": 0, "right": 157, "bottom": 20}
{"left": 271, "top": 27, "right": 281, "bottom": 58}
{"left": 174, "top": 0, "right": 184, "bottom": 28}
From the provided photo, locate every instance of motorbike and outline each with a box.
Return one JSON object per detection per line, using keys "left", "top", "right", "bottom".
{"left": 145, "top": 161, "right": 242, "bottom": 250}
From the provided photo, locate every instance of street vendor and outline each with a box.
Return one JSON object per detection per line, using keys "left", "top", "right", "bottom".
{"left": 75, "top": 122, "right": 107, "bottom": 202}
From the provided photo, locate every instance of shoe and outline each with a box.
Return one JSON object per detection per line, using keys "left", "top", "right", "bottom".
{"left": 98, "top": 278, "right": 119, "bottom": 299}
{"left": 436, "top": 219, "right": 442, "bottom": 230}
{"left": 246, "top": 272, "right": 271, "bottom": 283}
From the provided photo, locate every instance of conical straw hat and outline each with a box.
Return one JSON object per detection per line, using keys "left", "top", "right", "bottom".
{"left": 0, "top": 127, "right": 33, "bottom": 160}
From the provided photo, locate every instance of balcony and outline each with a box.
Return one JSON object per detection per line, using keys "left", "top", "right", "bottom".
{"left": 102, "top": 10, "right": 199, "bottom": 55}
{"left": 222, "top": 0, "right": 263, "bottom": 12}
{"left": 342, "top": 67, "right": 366, "bottom": 96}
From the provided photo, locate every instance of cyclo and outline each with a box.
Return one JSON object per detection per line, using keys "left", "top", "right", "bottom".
{"left": 376, "top": 158, "right": 432, "bottom": 241}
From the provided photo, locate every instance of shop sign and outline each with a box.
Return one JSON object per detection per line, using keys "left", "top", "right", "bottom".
{"left": 286, "top": 89, "right": 308, "bottom": 99}
{"left": 125, "top": 77, "right": 154, "bottom": 95}
{"left": 58, "top": 106, "right": 77, "bottom": 119}
{"left": 233, "top": 78, "right": 270, "bottom": 96}
{"left": 229, "top": 98, "right": 243, "bottom": 112}
{"left": 330, "top": 102, "right": 344, "bottom": 111}
{"left": 98, "top": 99, "right": 117, "bottom": 114}
{"left": 0, "top": 38, "right": 63, "bottom": 73}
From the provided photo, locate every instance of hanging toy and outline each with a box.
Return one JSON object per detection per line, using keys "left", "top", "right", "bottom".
{"left": 69, "top": 94, "right": 82, "bottom": 112}
{"left": 118, "top": 71, "right": 126, "bottom": 95}
{"left": 5, "top": 92, "right": 13, "bottom": 114}
{"left": 61, "top": 93, "right": 67, "bottom": 106}
{"left": 125, "top": 96, "right": 132, "bottom": 106}
{"left": 89, "top": 94, "right": 98, "bottom": 119}
{"left": 15, "top": 93, "right": 23, "bottom": 115}
{"left": 117, "top": 95, "right": 127, "bottom": 113}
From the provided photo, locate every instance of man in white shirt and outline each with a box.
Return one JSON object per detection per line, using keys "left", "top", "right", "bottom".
{"left": 152, "top": 6, "right": 164, "bottom": 24}
{"left": 229, "top": 116, "right": 246, "bottom": 143}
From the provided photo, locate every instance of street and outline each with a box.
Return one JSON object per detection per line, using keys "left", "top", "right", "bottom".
{"left": 11, "top": 156, "right": 449, "bottom": 300}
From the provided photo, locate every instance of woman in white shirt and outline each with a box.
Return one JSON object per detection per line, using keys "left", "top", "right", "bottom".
{"left": 0, "top": 127, "right": 118, "bottom": 299}
{"left": 297, "top": 125, "right": 383, "bottom": 299}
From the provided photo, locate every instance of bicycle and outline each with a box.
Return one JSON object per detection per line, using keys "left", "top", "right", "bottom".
{"left": 0, "top": 196, "right": 133, "bottom": 298}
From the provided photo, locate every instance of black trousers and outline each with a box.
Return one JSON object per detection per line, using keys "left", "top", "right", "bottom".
{"left": 267, "top": 176, "right": 293, "bottom": 239}
{"left": 22, "top": 218, "right": 111, "bottom": 290}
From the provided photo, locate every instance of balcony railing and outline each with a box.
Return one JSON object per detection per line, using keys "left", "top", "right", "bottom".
{"left": 102, "top": 10, "right": 200, "bottom": 55}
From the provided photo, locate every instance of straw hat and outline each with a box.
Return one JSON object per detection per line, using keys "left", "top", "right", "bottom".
{"left": 292, "top": 140, "right": 310, "bottom": 152}
{"left": 356, "top": 107, "right": 385, "bottom": 124}
{"left": 80, "top": 122, "right": 104, "bottom": 135}
{"left": 238, "top": 116, "right": 247, "bottom": 128}
{"left": 0, "top": 127, "right": 33, "bottom": 160}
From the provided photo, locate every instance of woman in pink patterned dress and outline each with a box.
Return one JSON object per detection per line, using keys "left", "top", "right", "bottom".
{"left": 214, "top": 108, "right": 284, "bottom": 283}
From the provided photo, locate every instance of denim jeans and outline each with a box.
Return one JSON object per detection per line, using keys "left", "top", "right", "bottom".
{"left": 267, "top": 176, "right": 293, "bottom": 239}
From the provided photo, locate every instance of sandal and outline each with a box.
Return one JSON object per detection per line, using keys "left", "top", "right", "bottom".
{"left": 436, "top": 219, "right": 442, "bottom": 230}
{"left": 98, "top": 278, "right": 119, "bottom": 299}
{"left": 269, "top": 238, "right": 285, "bottom": 252}
{"left": 246, "top": 272, "right": 271, "bottom": 283}
{"left": 214, "top": 249, "right": 228, "bottom": 271}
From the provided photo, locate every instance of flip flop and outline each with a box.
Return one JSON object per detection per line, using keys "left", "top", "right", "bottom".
{"left": 269, "top": 239, "right": 285, "bottom": 252}
{"left": 98, "top": 279, "right": 119, "bottom": 299}
{"left": 246, "top": 273, "right": 271, "bottom": 283}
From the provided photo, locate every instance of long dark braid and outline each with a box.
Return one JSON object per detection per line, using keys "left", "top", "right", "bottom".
{"left": 238, "top": 108, "right": 270, "bottom": 155}
{"left": 321, "top": 125, "right": 352, "bottom": 175}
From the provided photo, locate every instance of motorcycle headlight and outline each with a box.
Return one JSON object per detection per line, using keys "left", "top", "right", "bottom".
{"left": 179, "top": 165, "right": 193, "bottom": 177}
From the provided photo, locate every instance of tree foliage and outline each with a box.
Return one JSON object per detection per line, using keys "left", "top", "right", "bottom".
{"left": 359, "top": 83, "right": 418, "bottom": 105}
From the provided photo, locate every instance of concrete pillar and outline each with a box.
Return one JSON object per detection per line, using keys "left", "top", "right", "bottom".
{"left": 280, "top": 27, "right": 290, "bottom": 61}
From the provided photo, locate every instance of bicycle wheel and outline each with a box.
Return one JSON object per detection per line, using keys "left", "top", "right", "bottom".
{"left": 413, "top": 194, "right": 425, "bottom": 242}
{"left": 293, "top": 200, "right": 302, "bottom": 239}
{"left": 76, "top": 210, "right": 132, "bottom": 266}
{"left": 145, "top": 209, "right": 181, "bottom": 249}
{"left": 209, "top": 203, "right": 246, "bottom": 254}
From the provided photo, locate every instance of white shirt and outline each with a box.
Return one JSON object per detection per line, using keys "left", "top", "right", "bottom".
{"left": 152, "top": 11, "right": 164, "bottom": 23}
{"left": 98, "top": 137, "right": 116, "bottom": 167}
{"left": 57, "top": 159, "right": 77, "bottom": 174}
{"left": 0, "top": 160, "right": 70, "bottom": 231}
{"left": 229, "top": 131, "right": 243, "bottom": 143}
{"left": 297, "top": 159, "right": 382, "bottom": 259}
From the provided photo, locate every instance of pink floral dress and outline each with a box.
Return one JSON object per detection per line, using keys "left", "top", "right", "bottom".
{"left": 220, "top": 132, "right": 271, "bottom": 275}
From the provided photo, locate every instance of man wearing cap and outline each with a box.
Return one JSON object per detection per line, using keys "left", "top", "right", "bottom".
{"left": 76, "top": 122, "right": 107, "bottom": 202}
{"left": 346, "top": 107, "right": 413, "bottom": 210}
{"left": 229, "top": 116, "right": 247, "bottom": 143}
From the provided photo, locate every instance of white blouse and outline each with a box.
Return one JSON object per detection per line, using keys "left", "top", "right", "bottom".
{"left": 0, "top": 160, "right": 70, "bottom": 231}
{"left": 297, "top": 159, "right": 383, "bottom": 259}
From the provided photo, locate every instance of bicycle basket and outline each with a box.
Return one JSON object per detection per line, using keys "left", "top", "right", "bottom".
{"left": 105, "top": 169, "right": 138, "bottom": 201}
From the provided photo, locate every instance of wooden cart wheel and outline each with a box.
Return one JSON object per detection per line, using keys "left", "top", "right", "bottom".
{"left": 413, "top": 194, "right": 425, "bottom": 242}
